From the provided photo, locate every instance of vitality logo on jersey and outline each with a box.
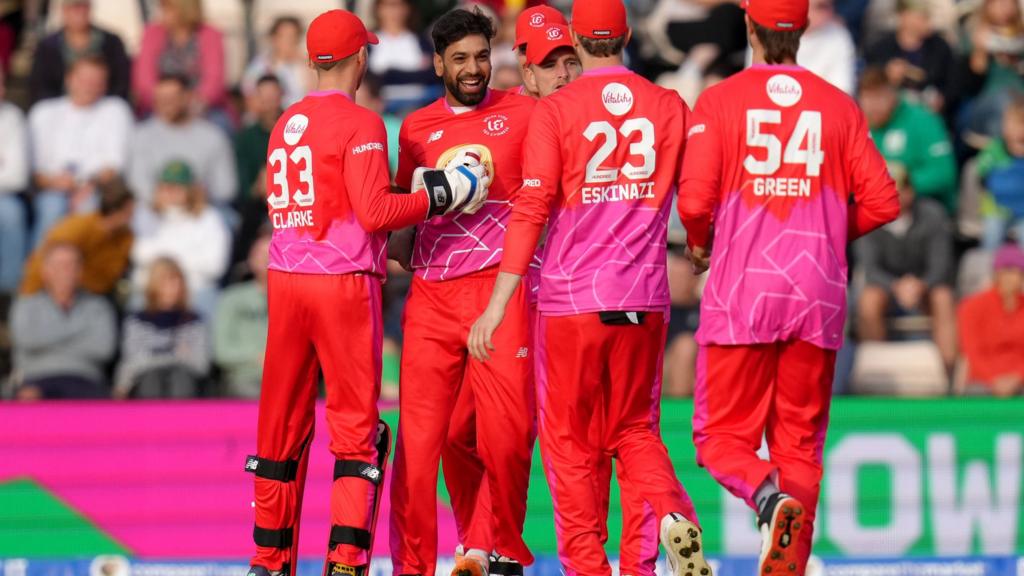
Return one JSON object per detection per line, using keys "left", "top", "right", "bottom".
{"left": 766, "top": 75, "right": 803, "bottom": 107}
{"left": 601, "top": 83, "right": 634, "bottom": 116}
{"left": 283, "top": 113, "right": 309, "bottom": 146}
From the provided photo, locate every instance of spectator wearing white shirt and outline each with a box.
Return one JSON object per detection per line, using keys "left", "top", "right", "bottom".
{"left": 0, "top": 65, "right": 29, "bottom": 294}
{"left": 240, "top": 16, "right": 312, "bottom": 109}
{"left": 798, "top": 0, "right": 857, "bottom": 95}
{"left": 127, "top": 74, "right": 237, "bottom": 215}
{"left": 368, "top": 0, "right": 436, "bottom": 112}
{"left": 28, "top": 56, "right": 133, "bottom": 248}
{"left": 131, "top": 160, "right": 229, "bottom": 321}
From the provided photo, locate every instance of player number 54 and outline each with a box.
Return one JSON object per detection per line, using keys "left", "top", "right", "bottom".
{"left": 744, "top": 109, "right": 824, "bottom": 177}
{"left": 268, "top": 145, "right": 316, "bottom": 209}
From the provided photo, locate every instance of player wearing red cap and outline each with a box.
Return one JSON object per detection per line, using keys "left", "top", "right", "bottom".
{"left": 511, "top": 4, "right": 567, "bottom": 93}
{"left": 677, "top": 0, "right": 899, "bottom": 574}
{"left": 245, "top": 9, "right": 489, "bottom": 576}
{"left": 387, "top": 8, "right": 536, "bottom": 576}
{"left": 469, "top": 2, "right": 709, "bottom": 576}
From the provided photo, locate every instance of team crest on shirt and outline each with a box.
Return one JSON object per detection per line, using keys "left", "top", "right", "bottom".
{"left": 601, "top": 83, "right": 634, "bottom": 116}
{"left": 483, "top": 114, "right": 510, "bottom": 137}
{"left": 766, "top": 75, "right": 802, "bottom": 107}
{"left": 283, "top": 114, "right": 309, "bottom": 146}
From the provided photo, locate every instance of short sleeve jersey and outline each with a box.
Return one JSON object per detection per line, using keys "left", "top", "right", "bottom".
{"left": 501, "top": 66, "right": 689, "bottom": 316}
{"left": 266, "top": 91, "right": 426, "bottom": 276}
{"left": 396, "top": 89, "right": 536, "bottom": 281}
{"left": 679, "top": 65, "right": 898, "bottom": 350}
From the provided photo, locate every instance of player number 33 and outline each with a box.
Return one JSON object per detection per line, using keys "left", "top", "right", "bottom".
{"left": 268, "top": 145, "right": 316, "bottom": 209}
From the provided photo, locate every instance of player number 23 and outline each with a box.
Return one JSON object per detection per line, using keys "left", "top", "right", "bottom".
{"left": 744, "top": 109, "right": 824, "bottom": 177}
{"left": 583, "top": 118, "right": 656, "bottom": 183}
{"left": 267, "top": 146, "right": 316, "bottom": 209}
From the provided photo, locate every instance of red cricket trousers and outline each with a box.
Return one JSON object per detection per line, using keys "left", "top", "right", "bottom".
{"left": 536, "top": 312, "right": 697, "bottom": 576}
{"left": 693, "top": 341, "right": 836, "bottom": 573}
{"left": 251, "top": 271, "right": 385, "bottom": 571}
{"left": 390, "top": 268, "right": 536, "bottom": 576}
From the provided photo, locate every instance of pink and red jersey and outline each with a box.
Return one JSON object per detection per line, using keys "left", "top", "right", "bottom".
{"left": 502, "top": 66, "right": 689, "bottom": 316}
{"left": 679, "top": 65, "right": 899, "bottom": 350}
{"left": 396, "top": 89, "right": 536, "bottom": 281}
{"left": 266, "top": 91, "right": 428, "bottom": 276}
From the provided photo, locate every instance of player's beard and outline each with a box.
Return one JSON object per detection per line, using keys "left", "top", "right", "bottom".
{"left": 444, "top": 70, "right": 489, "bottom": 107}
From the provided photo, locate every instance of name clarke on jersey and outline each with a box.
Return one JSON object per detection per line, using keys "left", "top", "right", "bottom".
{"left": 272, "top": 209, "right": 314, "bottom": 229}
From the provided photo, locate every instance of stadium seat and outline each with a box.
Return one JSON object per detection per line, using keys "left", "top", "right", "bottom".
{"left": 850, "top": 341, "right": 949, "bottom": 396}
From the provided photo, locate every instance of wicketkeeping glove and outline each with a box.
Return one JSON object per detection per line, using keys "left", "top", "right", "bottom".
{"left": 413, "top": 148, "right": 490, "bottom": 217}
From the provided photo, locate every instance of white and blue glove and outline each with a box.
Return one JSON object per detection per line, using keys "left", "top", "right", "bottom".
{"left": 413, "top": 148, "right": 490, "bottom": 217}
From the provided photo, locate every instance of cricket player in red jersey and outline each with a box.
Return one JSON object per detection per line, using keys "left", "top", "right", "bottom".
{"left": 469, "top": 2, "right": 708, "bottom": 575}
{"left": 388, "top": 8, "right": 536, "bottom": 576}
{"left": 677, "top": 0, "right": 900, "bottom": 573}
{"left": 246, "top": 10, "right": 489, "bottom": 576}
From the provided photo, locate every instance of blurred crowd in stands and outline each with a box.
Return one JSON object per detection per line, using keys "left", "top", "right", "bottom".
{"left": 0, "top": 0, "right": 1022, "bottom": 400}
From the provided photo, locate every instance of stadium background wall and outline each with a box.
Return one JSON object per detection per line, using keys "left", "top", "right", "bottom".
{"left": 1, "top": 399, "right": 1021, "bottom": 575}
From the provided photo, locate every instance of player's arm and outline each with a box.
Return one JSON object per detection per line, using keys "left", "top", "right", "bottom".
{"left": 677, "top": 93, "right": 722, "bottom": 268}
{"left": 846, "top": 109, "right": 900, "bottom": 240}
{"left": 386, "top": 121, "right": 424, "bottom": 268}
{"left": 468, "top": 99, "right": 562, "bottom": 362}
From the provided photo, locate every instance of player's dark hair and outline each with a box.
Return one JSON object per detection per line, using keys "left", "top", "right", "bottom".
{"left": 269, "top": 15, "right": 303, "bottom": 37}
{"left": 577, "top": 35, "right": 626, "bottom": 58}
{"left": 858, "top": 66, "right": 893, "bottom": 94}
{"left": 751, "top": 21, "right": 804, "bottom": 65}
{"left": 157, "top": 72, "right": 192, "bottom": 90}
{"left": 431, "top": 7, "right": 495, "bottom": 56}
{"left": 98, "top": 177, "right": 135, "bottom": 216}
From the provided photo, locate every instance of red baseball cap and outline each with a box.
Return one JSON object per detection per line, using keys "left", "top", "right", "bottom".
{"left": 306, "top": 9, "right": 378, "bottom": 63}
{"left": 514, "top": 5, "right": 567, "bottom": 50}
{"left": 526, "top": 24, "right": 574, "bottom": 65}
{"left": 571, "top": 0, "right": 628, "bottom": 39}
{"left": 742, "top": 0, "right": 809, "bottom": 31}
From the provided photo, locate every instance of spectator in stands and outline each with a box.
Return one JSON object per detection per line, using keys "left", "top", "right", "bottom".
{"left": 797, "top": 0, "right": 856, "bottom": 95}
{"left": 643, "top": 0, "right": 747, "bottom": 79}
{"left": 977, "top": 94, "right": 1024, "bottom": 250}
{"left": 10, "top": 242, "right": 116, "bottom": 399}
{"left": 21, "top": 178, "right": 134, "bottom": 297}
{"left": 235, "top": 75, "right": 281, "bottom": 202}
{"left": 957, "top": 0, "right": 1024, "bottom": 142}
{"left": 28, "top": 56, "right": 133, "bottom": 248}
{"left": 958, "top": 244, "right": 1024, "bottom": 396}
{"left": 133, "top": 0, "right": 226, "bottom": 117}
{"left": 865, "top": 0, "right": 955, "bottom": 114}
{"left": 368, "top": 0, "right": 436, "bottom": 112}
{"left": 0, "top": 65, "right": 28, "bottom": 295}
{"left": 356, "top": 74, "right": 401, "bottom": 174}
{"left": 127, "top": 74, "right": 237, "bottom": 212}
{"left": 115, "top": 257, "right": 208, "bottom": 399}
{"left": 856, "top": 162, "right": 958, "bottom": 373}
{"left": 240, "top": 16, "right": 311, "bottom": 108}
{"left": 29, "top": 0, "right": 131, "bottom": 104}
{"left": 131, "top": 161, "right": 229, "bottom": 320}
{"left": 213, "top": 233, "right": 269, "bottom": 398}
{"left": 858, "top": 67, "right": 958, "bottom": 214}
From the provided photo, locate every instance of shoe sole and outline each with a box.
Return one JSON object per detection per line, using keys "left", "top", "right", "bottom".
{"left": 664, "top": 519, "right": 712, "bottom": 576}
{"left": 759, "top": 497, "right": 805, "bottom": 574}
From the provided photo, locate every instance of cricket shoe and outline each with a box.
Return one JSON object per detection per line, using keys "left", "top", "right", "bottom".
{"left": 326, "top": 562, "right": 367, "bottom": 576}
{"left": 488, "top": 554, "right": 523, "bottom": 576}
{"left": 757, "top": 493, "right": 805, "bottom": 574}
{"left": 660, "top": 513, "right": 712, "bottom": 576}
{"left": 451, "top": 548, "right": 489, "bottom": 576}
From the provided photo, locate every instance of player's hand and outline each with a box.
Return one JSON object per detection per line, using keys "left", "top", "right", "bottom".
{"left": 686, "top": 245, "right": 710, "bottom": 275}
{"left": 468, "top": 303, "right": 506, "bottom": 362}
{"left": 387, "top": 228, "right": 416, "bottom": 271}
{"left": 413, "top": 162, "right": 490, "bottom": 218}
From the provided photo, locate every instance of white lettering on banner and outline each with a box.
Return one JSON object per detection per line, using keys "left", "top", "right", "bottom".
{"left": 272, "top": 210, "right": 314, "bottom": 229}
{"left": 929, "top": 434, "right": 1021, "bottom": 555}
{"left": 753, "top": 177, "right": 812, "bottom": 197}
{"left": 826, "top": 434, "right": 922, "bottom": 555}
{"left": 581, "top": 181, "right": 656, "bottom": 204}
{"left": 352, "top": 142, "right": 385, "bottom": 155}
